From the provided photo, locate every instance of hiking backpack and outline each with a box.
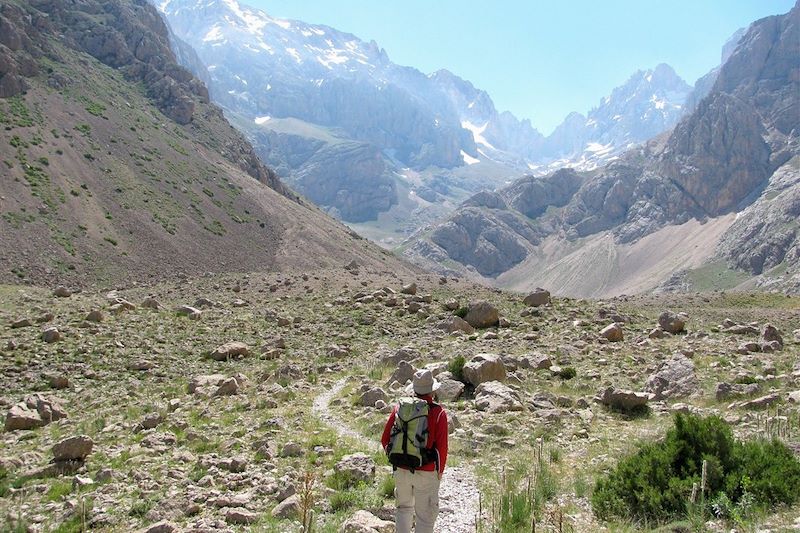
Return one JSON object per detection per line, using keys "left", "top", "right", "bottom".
{"left": 387, "top": 397, "right": 438, "bottom": 471}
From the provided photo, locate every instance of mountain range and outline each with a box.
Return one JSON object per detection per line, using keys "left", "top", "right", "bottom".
{"left": 156, "top": 0, "right": 700, "bottom": 235}
{"left": 404, "top": 3, "right": 800, "bottom": 296}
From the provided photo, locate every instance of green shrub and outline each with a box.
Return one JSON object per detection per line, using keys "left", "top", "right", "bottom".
{"left": 447, "top": 355, "right": 466, "bottom": 382}
{"left": 453, "top": 306, "right": 469, "bottom": 318}
{"left": 557, "top": 366, "right": 576, "bottom": 380}
{"left": 591, "top": 413, "right": 800, "bottom": 523}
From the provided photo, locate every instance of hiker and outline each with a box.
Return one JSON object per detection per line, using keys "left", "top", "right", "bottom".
{"left": 381, "top": 369, "right": 448, "bottom": 533}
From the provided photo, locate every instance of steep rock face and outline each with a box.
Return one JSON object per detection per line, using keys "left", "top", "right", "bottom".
{"left": 684, "top": 27, "right": 747, "bottom": 113}
{"left": 430, "top": 207, "right": 540, "bottom": 277}
{"left": 716, "top": 158, "right": 800, "bottom": 277}
{"left": 713, "top": 6, "right": 800, "bottom": 135}
{"left": 294, "top": 142, "right": 397, "bottom": 222}
{"left": 658, "top": 92, "right": 771, "bottom": 216}
{"left": 505, "top": 168, "right": 584, "bottom": 219}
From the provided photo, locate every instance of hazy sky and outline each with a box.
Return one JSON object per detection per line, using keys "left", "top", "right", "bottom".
{"left": 247, "top": 0, "right": 795, "bottom": 134}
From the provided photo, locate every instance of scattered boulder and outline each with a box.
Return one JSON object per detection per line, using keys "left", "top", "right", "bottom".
{"left": 474, "top": 381, "right": 523, "bottom": 413}
{"left": 176, "top": 305, "right": 202, "bottom": 319}
{"left": 41, "top": 327, "right": 61, "bottom": 343}
{"left": 463, "top": 353, "right": 506, "bottom": 386}
{"left": 335, "top": 453, "right": 376, "bottom": 484}
{"left": 387, "top": 361, "right": 416, "bottom": 387}
{"left": 597, "top": 387, "right": 650, "bottom": 412}
{"left": 139, "top": 521, "right": 179, "bottom": 533}
{"left": 212, "top": 377, "right": 241, "bottom": 397}
{"left": 600, "top": 323, "right": 623, "bottom": 342}
{"left": 523, "top": 288, "right": 550, "bottom": 307}
{"left": 437, "top": 377, "right": 465, "bottom": 402}
{"left": 210, "top": 342, "right": 251, "bottom": 361}
{"left": 85, "top": 310, "right": 104, "bottom": 323}
{"left": 341, "top": 510, "right": 395, "bottom": 533}
{"left": 271, "top": 494, "right": 300, "bottom": 519}
{"left": 400, "top": 283, "right": 417, "bottom": 295}
{"left": 436, "top": 316, "right": 475, "bottom": 335}
{"left": 4, "top": 394, "right": 67, "bottom": 431}
{"left": 528, "top": 353, "right": 553, "bottom": 370}
{"left": 658, "top": 311, "right": 687, "bottom": 334}
{"left": 359, "top": 387, "right": 388, "bottom": 407}
{"left": 715, "top": 382, "right": 760, "bottom": 401}
{"left": 188, "top": 374, "right": 244, "bottom": 397}
{"left": 740, "top": 393, "right": 780, "bottom": 410}
{"left": 463, "top": 301, "right": 499, "bottom": 328}
{"left": 761, "top": 324, "right": 783, "bottom": 348}
{"left": 11, "top": 318, "right": 32, "bottom": 328}
{"left": 44, "top": 373, "right": 69, "bottom": 390}
{"left": 137, "top": 412, "right": 164, "bottom": 431}
{"left": 788, "top": 391, "right": 800, "bottom": 403}
{"left": 380, "top": 346, "right": 419, "bottom": 366}
{"left": 52, "top": 435, "right": 94, "bottom": 462}
{"left": 141, "top": 297, "right": 160, "bottom": 310}
{"left": 225, "top": 509, "right": 259, "bottom": 525}
{"left": 53, "top": 286, "right": 72, "bottom": 298}
{"left": 643, "top": 355, "right": 698, "bottom": 400}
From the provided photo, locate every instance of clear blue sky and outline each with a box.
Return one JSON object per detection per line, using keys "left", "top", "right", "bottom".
{"left": 247, "top": 0, "right": 795, "bottom": 134}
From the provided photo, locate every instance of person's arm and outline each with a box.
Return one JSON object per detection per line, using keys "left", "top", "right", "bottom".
{"left": 436, "top": 408, "right": 448, "bottom": 478}
{"left": 380, "top": 407, "right": 396, "bottom": 452}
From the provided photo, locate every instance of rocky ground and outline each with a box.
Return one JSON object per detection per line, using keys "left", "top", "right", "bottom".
{"left": 1, "top": 267, "right": 799, "bottom": 532}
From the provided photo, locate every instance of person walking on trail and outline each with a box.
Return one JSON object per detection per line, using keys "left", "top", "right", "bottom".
{"left": 381, "top": 369, "right": 448, "bottom": 533}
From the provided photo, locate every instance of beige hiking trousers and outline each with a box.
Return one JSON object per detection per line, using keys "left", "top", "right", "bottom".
{"left": 394, "top": 468, "right": 440, "bottom": 533}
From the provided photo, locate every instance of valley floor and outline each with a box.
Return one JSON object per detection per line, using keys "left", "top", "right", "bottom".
{"left": 1, "top": 269, "right": 799, "bottom": 532}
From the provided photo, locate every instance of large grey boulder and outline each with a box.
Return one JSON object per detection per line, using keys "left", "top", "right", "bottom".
{"left": 597, "top": 387, "right": 650, "bottom": 411}
{"left": 658, "top": 311, "right": 687, "bottom": 334}
{"left": 474, "top": 381, "right": 523, "bottom": 413}
{"left": 463, "top": 353, "right": 506, "bottom": 386}
{"left": 53, "top": 435, "right": 94, "bottom": 462}
{"left": 523, "top": 288, "right": 550, "bottom": 307}
{"left": 436, "top": 316, "right": 475, "bottom": 335}
{"left": 463, "top": 301, "right": 499, "bottom": 329}
{"left": 643, "top": 355, "right": 698, "bottom": 400}
{"left": 437, "top": 377, "right": 465, "bottom": 402}
{"left": 210, "top": 342, "right": 250, "bottom": 361}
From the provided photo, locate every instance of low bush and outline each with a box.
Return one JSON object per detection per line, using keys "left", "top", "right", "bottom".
{"left": 591, "top": 413, "right": 800, "bottom": 524}
{"left": 447, "top": 355, "right": 466, "bottom": 382}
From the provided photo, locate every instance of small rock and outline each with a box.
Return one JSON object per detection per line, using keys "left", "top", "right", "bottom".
{"left": 210, "top": 342, "right": 250, "bottom": 361}
{"left": 138, "top": 413, "right": 164, "bottom": 430}
{"left": 175, "top": 305, "right": 201, "bottom": 319}
{"left": 341, "top": 510, "right": 395, "bottom": 533}
{"left": 141, "top": 297, "right": 160, "bottom": 310}
{"left": 44, "top": 373, "right": 69, "bottom": 390}
{"left": 761, "top": 324, "right": 783, "bottom": 348}
{"left": 334, "top": 453, "right": 376, "bottom": 484}
{"left": 359, "top": 388, "right": 388, "bottom": 407}
{"left": 597, "top": 387, "right": 649, "bottom": 412}
{"left": 139, "top": 520, "right": 179, "bottom": 533}
{"left": 280, "top": 442, "right": 304, "bottom": 457}
{"left": 225, "top": 509, "right": 259, "bottom": 525}
{"left": 42, "top": 327, "right": 61, "bottom": 343}
{"left": 53, "top": 286, "right": 72, "bottom": 298}
{"left": 11, "top": 318, "right": 32, "bottom": 329}
{"left": 85, "top": 310, "right": 104, "bottom": 323}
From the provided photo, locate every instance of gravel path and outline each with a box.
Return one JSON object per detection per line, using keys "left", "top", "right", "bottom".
{"left": 312, "top": 378, "right": 480, "bottom": 533}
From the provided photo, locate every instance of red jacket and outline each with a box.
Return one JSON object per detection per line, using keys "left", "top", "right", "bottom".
{"left": 381, "top": 394, "right": 448, "bottom": 474}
